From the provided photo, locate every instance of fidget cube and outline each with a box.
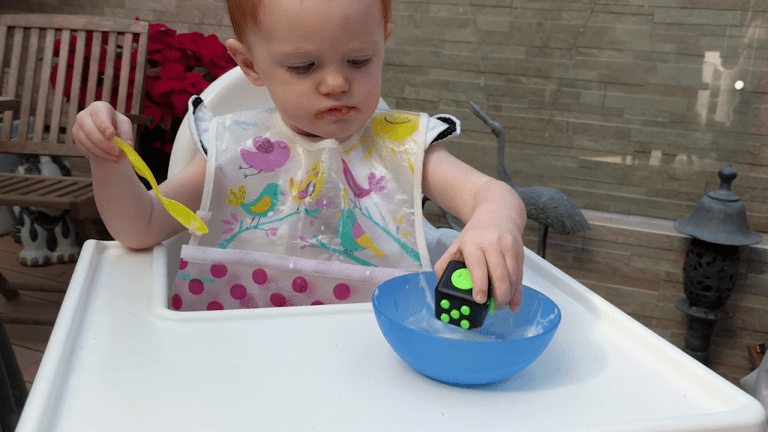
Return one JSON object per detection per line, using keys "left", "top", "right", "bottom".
{"left": 434, "top": 260, "right": 494, "bottom": 330}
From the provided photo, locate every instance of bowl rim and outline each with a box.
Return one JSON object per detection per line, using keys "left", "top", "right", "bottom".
{"left": 371, "top": 274, "right": 562, "bottom": 343}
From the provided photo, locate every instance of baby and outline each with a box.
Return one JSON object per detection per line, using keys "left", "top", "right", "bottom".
{"left": 72, "top": 0, "right": 527, "bottom": 311}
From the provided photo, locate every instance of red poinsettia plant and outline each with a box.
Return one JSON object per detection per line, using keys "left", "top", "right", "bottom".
{"left": 52, "top": 22, "right": 236, "bottom": 146}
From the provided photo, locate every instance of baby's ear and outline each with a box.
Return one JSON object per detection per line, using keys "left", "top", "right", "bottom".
{"left": 225, "top": 39, "right": 265, "bottom": 87}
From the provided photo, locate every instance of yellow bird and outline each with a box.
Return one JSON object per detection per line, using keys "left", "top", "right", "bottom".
{"left": 289, "top": 159, "right": 324, "bottom": 206}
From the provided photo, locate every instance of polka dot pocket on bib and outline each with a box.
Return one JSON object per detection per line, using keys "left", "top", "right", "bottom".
{"left": 170, "top": 245, "right": 411, "bottom": 312}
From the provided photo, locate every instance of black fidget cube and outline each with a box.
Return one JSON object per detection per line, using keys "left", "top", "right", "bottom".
{"left": 434, "top": 260, "right": 493, "bottom": 330}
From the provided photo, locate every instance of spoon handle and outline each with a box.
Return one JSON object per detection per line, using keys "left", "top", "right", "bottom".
{"left": 112, "top": 137, "right": 208, "bottom": 235}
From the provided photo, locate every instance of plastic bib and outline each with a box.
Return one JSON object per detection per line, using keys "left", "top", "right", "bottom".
{"left": 170, "top": 108, "right": 431, "bottom": 311}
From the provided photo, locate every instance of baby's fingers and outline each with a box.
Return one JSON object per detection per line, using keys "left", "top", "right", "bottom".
{"left": 463, "top": 249, "right": 489, "bottom": 304}
{"left": 505, "top": 243, "right": 524, "bottom": 312}
{"left": 74, "top": 114, "right": 122, "bottom": 163}
{"left": 486, "top": 246, "right": 513, "bottom": 310}
{"left": 113, "top": 113, "right": 134, "bottom": 148}
{"left": 74, "top": 103, "right": 131, "bottom": 163}
{"left": 434, "top": 239, "right": 463, "bottom": 281}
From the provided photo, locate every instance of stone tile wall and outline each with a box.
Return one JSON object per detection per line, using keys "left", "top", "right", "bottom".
{"left": 383, "top": 0, "right": 768, "bottom": 233}
{"left": 2, "top": 0, "right": 767, "bottom": 383}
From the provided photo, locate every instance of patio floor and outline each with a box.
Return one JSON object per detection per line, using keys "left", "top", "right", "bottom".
{"left": 0, "top": 232, "right": 71, "bottom": 390}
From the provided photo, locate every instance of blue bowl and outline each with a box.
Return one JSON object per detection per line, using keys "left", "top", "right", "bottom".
{"left": 372, "top": 271, "right": 561, "bottom": 385}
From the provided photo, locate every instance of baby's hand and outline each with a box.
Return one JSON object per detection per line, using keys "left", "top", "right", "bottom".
{"left": 72, "top": 101, "right": 134, "bottom": 164}
{"left": 434, "top": 216, "right": 524, "bottom": 312}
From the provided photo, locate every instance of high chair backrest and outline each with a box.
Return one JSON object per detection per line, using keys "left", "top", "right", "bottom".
{"left": 168, "top": 67, "right": 390, "bottom": 177}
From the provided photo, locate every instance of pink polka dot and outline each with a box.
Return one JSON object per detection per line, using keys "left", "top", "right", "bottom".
{"left": 188, "top": 279, "right": 204, "bottom": 295}
{"left": 270, "top": 293, "right": 287, "bottom": 307}
{"left": 292, "top": 276, "right": 308, "bottom": 293}
{"left": 210, "top": 264, "right": 228, "bottom": 278}
{"left": 311, "top": 300, "right": 325, "bottom": 306}
{"left": 252, "top": 268, "right": 268, "bottom": 285}
{"left": 179, "top": 258, "right": 188, "bottom": 270}
{"left": 207, "top": 301, "right": 224, "bottom": 311}
{"left": 230, "top": 283, "right": 247, "bottom": 300}
{"left": 171, "top": 294, "right": 182, "bottom": 310}
{"left": 333, "top": 283, "right": 351, "bottom": 300}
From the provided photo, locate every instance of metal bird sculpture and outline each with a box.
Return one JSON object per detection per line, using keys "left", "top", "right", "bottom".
{"left": 439, "top": 102, "right": 590, "bottom": 259}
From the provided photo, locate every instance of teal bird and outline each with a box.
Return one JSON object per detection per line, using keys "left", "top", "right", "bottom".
{"left": 227, "top": 182, "right": 281, "bottom": 227}
{"left": 337, "top": 208, "right": 386, "bottom": 257}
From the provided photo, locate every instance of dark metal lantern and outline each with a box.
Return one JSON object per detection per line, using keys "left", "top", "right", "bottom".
{"left": 674, "top": 164, "right": 761, "bottom": 246}
{"left": 673, "top": 164, "right": 762, "bottom": 365}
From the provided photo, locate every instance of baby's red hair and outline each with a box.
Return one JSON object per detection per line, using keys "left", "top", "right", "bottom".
{"left": 227, "top": 0, "right": 392, "bottom": 43}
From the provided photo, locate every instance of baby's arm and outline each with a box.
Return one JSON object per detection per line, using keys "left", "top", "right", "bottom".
{"left": 73, "top": 102, "right": 206, "bottom": 249}
{"left": 422, "top": 142, "right": 527, "bottom": 311}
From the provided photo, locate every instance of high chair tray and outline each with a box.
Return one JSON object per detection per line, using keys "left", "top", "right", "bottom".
{"left": 17, "top": 240, "right": 766, "bottom": 432}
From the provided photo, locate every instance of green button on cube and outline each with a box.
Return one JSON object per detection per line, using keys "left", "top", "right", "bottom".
{"left": 450, "top": 309, "right": 460, "bottom": 319}
{"left": 460, "top": 319, "right": 470, "bottom": 329}
{"left": 460, "top": 305, "right": 470, "bottom": 315}
{"left": 441, "top": 313, "right": 450, "bottom": 322}
{"left": 440, "top": 299, "right": 450, "bottom": 309}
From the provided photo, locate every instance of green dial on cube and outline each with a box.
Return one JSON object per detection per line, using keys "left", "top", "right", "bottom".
{"left": 450, "top": 268, "right": 473, "bottom": 290}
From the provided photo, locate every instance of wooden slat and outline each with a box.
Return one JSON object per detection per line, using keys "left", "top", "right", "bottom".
{"left": 115, "top": 32, "right": 131, "bottom": 115}
{"left": 0, "top": 14, "right": 149, "bottom": 34}
{"left": 0, "top": 193, "right": 73, "bottom": 209}
{"left": 13, "top": 178, "right": 66, "bottom": 197}
{"left": 0, "top": 25, "right": 8, "bottom": 113}
{"left": 17, "top": 27, "right": 39, "bottom": 143}
{"left": 0, "top": 173, "right": 90, "bottom": 184}
{"left": 0, "top": 177, "right": 32, "bottom": 194}
{"left": 68, "top": 184, "right": 95, "bottom": 199}
{"left": 46, "top": 180, "right": 91, "bottom": 199}
{"left": 33, "top": 29, "right": 56, "bottom": 143}
{"left": 131, "top": 30, "right": 148, "bottom": 115}
{"left": 65, "top": 30, "right": 86, "bottom": 147}
{"left": 0, "top": 174, "right": 92, "bottom": 209}
{"left": 0, "top": 142, "right": 84, "bottom": 158}
{"left": 84, "top": 31, "right": 101, "bottom": 107}
{"left": 49, "top": 29, "right": 70, "bottom": 145}
{"left": 101, "top": 32, "right": 117, "bottom": 104}
{"left": 5, "top": 177, "right": 62, "bottom": 196}
{"left": 1, "top": 27, "right": 23, "bottom": 142}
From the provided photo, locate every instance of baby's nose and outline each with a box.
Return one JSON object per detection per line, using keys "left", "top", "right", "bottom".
{"left": 319, "top": 69, "right": 350, "bottom": 95}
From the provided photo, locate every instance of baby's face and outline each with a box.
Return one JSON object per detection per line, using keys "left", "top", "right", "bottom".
{"left": 243, "top": 0, "right": 392, "bottom": 140}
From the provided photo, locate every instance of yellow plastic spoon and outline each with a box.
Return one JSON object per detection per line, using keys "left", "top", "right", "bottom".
{"left": 112, "top": 136, "right": 208, "bottom": 235}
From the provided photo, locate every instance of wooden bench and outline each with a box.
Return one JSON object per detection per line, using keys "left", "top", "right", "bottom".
{"left": 0, "top": 14, "right": 150, "bottom": 241}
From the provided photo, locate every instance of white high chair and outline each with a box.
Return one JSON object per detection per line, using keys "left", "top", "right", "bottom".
{"left": 167, "top": 67, "right": 460, "bottom": 266}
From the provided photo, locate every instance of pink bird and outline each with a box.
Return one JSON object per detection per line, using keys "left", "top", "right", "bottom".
{"left": 341, "top": 158, "right": 386, "bottom": 201}
{"left": 239, "top": 136, "right": 291, "bottom": 178}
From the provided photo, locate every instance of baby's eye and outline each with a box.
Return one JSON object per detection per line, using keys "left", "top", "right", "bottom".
{"left": 287, "top": 63, "right": 315, "bottom": 74}
{"left": 348, "top": 58, "right": 372, "bottom": 68}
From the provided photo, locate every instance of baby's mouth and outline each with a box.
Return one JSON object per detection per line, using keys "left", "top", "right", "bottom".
{"left": 315, "top": 106, "right": 355, "bottom": 120}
